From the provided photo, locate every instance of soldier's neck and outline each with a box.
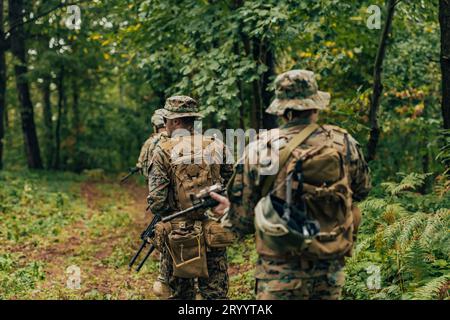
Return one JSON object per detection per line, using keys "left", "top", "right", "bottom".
{"left": 282, "top": 117, "right": 314, "bottom": 128}
{"left": 170, "top": 127, "right": 195, "bottom": 138}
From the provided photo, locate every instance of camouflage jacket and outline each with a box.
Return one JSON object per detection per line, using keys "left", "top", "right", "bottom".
{"left": 136, "top": 132, "right": 168, "bottom": 178}
{"left": 147, "top": 133, "right": 233, "bottom": 217}
{"left": 223, "top": 119, "right": 372, "bottom": 237}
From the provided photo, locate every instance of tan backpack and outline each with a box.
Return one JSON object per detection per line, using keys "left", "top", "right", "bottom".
{"left": 161, "top": 134, "right": 223, "bottom": 219}
{"left": 260, "top": 124, "right": 355, "bottom": 260}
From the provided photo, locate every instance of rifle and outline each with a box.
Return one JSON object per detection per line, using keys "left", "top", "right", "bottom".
{"left": 129, "top": 183, "right": 224, "bottom": 272}
{"left": 120, "top": 167, "right": 140, "bottom": 184}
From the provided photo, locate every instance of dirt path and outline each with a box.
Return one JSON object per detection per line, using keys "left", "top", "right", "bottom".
{"left": 2, "top": 177, "right": 254, "bottom": 299}
{"left": 24, "top": 180, "right": 158, "bottom": 299}
{"left": 120, "top": 181, "right": 152, "bottom": 224}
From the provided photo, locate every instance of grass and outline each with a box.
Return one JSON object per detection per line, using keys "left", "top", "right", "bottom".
{"left": 0, "top": 170, "right": 257, "bottom": 300}
{"left": 0, "top": 171, "right": 156, "bottom": 299}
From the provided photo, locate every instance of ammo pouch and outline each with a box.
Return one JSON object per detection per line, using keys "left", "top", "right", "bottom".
{"left": 203, "top": 220, "right": 236, "bottom": 248}
{"left": 166, "top": 221, "right": 208, "bottom": 279}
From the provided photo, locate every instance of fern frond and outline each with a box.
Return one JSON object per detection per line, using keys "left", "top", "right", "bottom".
{"left": 359, "top": 198, "right": 388, "bottom": 213}
{"left": 404, "top": 240, "right": 431, "bottom": 280}
{"left": 412, "top": 274, "right": 450, "bottom": 300}
{"left": 420, "top": 209, "right": 449, "bottom": 248}
{"left": 346, "top": 238, "right": 372, "bottom": 265}
{"left": 372, "top": 285, "right": 402, "bottom": 300}
{"left": 382, "top": 173, "right": 432, "bottom": 196}
{"left": 382, "top": 220, "right": 404, "bottom": 249}
{"left": 397, "top": 212, "right": 428, "bottom": 248}
{"left": 434, "top": 174, "right": 450, "bottom": 198}
{"left": 382, "top": 203, "right": 408, "bottom": 223}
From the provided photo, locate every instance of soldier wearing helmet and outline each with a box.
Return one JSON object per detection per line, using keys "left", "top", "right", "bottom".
{"left": 210, "top": 69, "right": 371, "bottom": 300}
{"left": 136, "top": 109, "right": 168, "bottom": 179}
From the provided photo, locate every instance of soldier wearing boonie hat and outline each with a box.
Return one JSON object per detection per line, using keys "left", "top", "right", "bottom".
{"left": 147, "top": 95, "right": 233, "bottom": 300}
{"left": 265, "top": 69, "right": 331, "bottom": 115}
{"left": 160, "top": 95, "right": 203, "bottom": 120}
{"left": 209, "top": 69, "right": 372, "bottom": 300}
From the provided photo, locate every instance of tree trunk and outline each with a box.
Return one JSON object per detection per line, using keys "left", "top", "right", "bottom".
{"left": 233, "top": 41, "right": 246, "bottom": 129}
{"left": 420, "top": 101, "right": 431, "bottom": 194}
{"left": 0, "top": 0, "right": 6, "bottom": 170}
{"left": 72, "top": 78, "right": 82, "bottom": 172}
{"left": 54, "top": 66, "right": 65, "bottom": 170}
{"left": 440, "top": 0, "right": 450, "bottom": 130}
{"left": 42, "top": 76, "right": 54, "bottom": 169}
{"left": 249, "top": 36, "right": 278, "bottom": 131}
{"left": 252, "top": 38, "right": 263, "bottom": 131}
{"left": 241, "top": 34, "right": 258, "bottom": 130}
{"left": 367, "top": 0, "right": 397, "bottom": 162}
{"left": 261, "top": 40, "right": 278, "bottom": 129}
{"left": 233, "top": 0, "right": 246, "bottom": 129}
{"left": 8, "top": 0, "right": 43, "bottom": 169}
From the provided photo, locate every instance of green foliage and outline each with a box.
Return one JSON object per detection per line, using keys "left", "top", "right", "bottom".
{"left": 3, "top": 0, "right": 445, "bottom": 179}
{"left": 1, "top": 0, "right": 449, "bottom": 301}
{"left": 0, "top": 171, "right": 87, "bottom": 242}
{"left": 0, "top": 253, "right": 46, "bottom": 300}
{"left": 0, "top": 171, "right": 156, "bottom": 299}
{"left": 227, "top": 236, "right": 257, "bottom": 299}
{"left": 343, "top": 173, "right": 450, "bottom": 300}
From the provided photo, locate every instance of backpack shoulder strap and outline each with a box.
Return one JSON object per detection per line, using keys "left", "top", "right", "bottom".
{"left": 261, "top": 123, "right": 319, "bottom": 197}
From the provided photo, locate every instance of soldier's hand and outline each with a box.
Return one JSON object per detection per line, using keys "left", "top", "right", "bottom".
{"left": 209, "top": 192, "right": 230, "bottom": 217}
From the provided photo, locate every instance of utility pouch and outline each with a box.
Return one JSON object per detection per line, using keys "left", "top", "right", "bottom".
{"left": 167, "top": 221, "right": 208, "bottom": 278}
{"left": 203, "top": 220, "right": 236, "bottom": 248}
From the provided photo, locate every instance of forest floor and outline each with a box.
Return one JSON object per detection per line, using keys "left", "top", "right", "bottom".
{"left": 1, "top": 171, "right": 448, "bottom": 300}
{"left": 0, "top": 171, "right": 255, "bottom": 299}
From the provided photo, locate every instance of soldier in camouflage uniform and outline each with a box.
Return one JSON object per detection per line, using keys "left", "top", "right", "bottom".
{"left": 210, "top": 70, "right": 371, "bottom": 300}
{"left": 136, "top": 109, "right": 168, "bottom": 179}
{"left": 147, "top": 96, "right": 233, "bottom": 300}
{"left": 134, "top": 109, "right": 171, "bottom": 298}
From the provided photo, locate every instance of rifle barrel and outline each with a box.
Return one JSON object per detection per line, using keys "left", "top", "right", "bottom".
{"left": 129, "top": 240, "right": 147, "bottom": 269}
{"left": 136, "top": 244, "right": 156, "bottom": 272}
{"left": 120, "top": 167, "right": 139, "bottom": 184}
{"left": 161, "top": 203, "right": 202, "bottom": 222}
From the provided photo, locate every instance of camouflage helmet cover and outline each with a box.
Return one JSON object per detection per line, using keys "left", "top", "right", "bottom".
{"left": 265, "top": 69, "right": 331, "bottom": 116}
{"left": 161, "top": 95, "right": 203, "bottom": 120}
{"left": 151, "top": 109, "right": 165, "bottom": 129}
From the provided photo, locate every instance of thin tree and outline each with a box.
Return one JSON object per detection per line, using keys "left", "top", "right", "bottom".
{"left": 0, "top": 0, "right": 6, "bottom": 170}
{"left": 41, "top": 76, "right": 54, "bottom": 169}
{"left": 54, "top": 66, "right": 65, "bottom": 170}
{"left": 367, "top": 0, "right": 398, "bottom": 162}
{"left": 8, "top": 0, "right": 43, "bottom": 169}
{"left": 440, "top": 0, "right": 450, "bottom": 130}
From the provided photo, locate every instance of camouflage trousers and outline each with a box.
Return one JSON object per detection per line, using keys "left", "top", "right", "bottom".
{"left": 158, "top": 250, "right": 170, "bottom": 285}
{"left": 255, "top": 257, "right": 345, "bottom": 300}
{"left": 160, "top": 245, "right": 229, "bottom": 300}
